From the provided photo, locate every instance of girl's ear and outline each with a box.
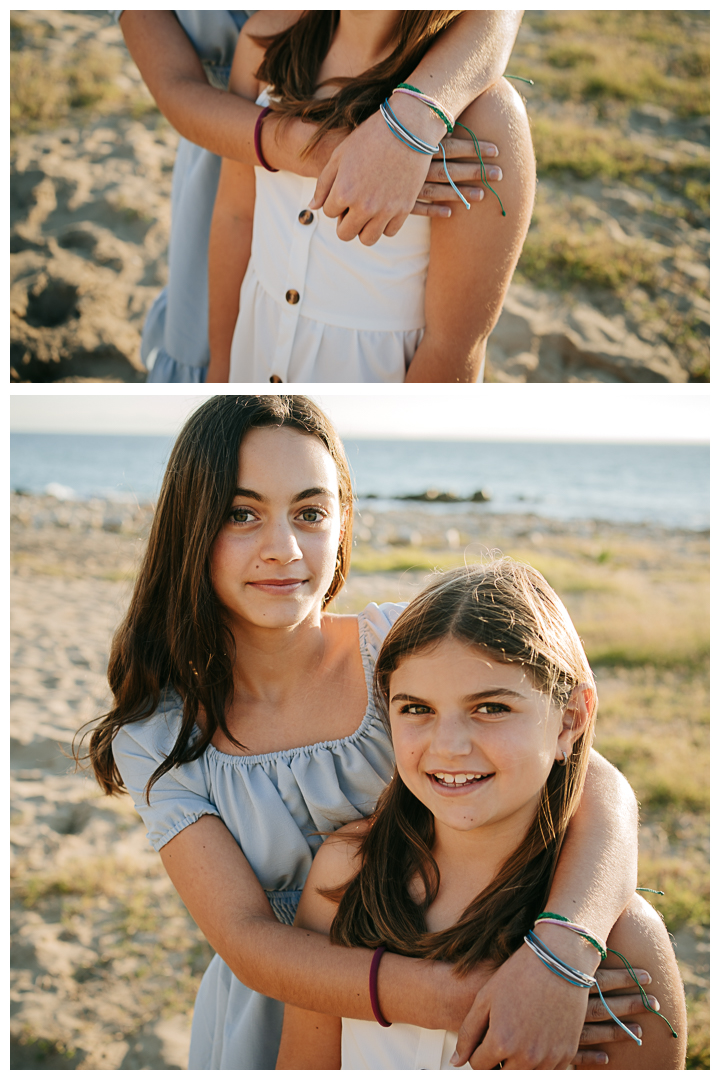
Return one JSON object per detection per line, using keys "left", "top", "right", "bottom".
{"left": 555, "top": 683, "right": 594, "bottom": 762}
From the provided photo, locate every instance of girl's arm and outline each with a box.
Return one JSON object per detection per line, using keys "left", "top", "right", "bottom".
{"left": 119, "top": 11, "right": 516, "bottom": 237}
{"left": 276, "top": 828, "right": 364, "bottom": 1070}
{"left": 118, "top": 11, "right": 316, "bottom": 171}
{"left": 159, "top": 814, "right": 484, "bottom": 1030}
{"left": 405, "top": 78, "right": 535, "bottom": 382}
{"left": 205, "top": 22, "right": 265, "bottom": 382}
{"left": 453, "top": 750, "right": 640, "bottom": 1069}
{"left": 313, "top": 10, "right": 523, "bottom": 244}
{"left": 162, "top": 775, "right": 644, "bottom": 1068}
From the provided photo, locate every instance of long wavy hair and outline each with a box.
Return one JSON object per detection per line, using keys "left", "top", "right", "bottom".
{"left": 81, "top": 395, "right": 353, "bottom": 799}
{"left": 254, "top": 11, "right": 463, "bottom": 153}
{"left": 328, "top": 560, "right": 597, "bottom": 973}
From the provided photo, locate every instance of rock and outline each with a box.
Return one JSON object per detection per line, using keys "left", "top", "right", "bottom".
{"left": 400, "top": 490, "right": 461, "bottom": 503}
{"left": 489, "top": 283, "right": 688, "bottom": 383}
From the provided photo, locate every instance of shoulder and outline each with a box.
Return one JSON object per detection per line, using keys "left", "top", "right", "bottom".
{"left": 359, "top": 601, "right": 407, "bottom": 660}
{"left": 241, "top": 10, "right": 299, "bottom": 38}
{"left": 230, "top": 10, "right": 298, "bottom": 96}
{"left": 314, "top": 819, "right": 370, "bottom": 883}
{"left": 296, "top": 820, "right": 369, "bottom": 933}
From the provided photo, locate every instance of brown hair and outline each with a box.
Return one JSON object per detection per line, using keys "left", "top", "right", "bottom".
{"left": 329, "top": 559, "right": 597, "bottom": 973}
{"left": 82, "top": 395, "right": 353, "bottom": 798}
{"left": 254, "top": 11, "right": 463, "bottom": 154}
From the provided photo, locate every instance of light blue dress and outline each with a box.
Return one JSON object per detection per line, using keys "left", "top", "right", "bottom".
{"left": 112, "top": 603, "right": 401, "bottom": 1069}
{"left": 114, "top": 11, "right": 251, "bottom": 382}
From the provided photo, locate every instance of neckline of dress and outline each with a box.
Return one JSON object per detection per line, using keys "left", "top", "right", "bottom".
{"left": 204, "top": 608, "right": 378, "bottom": 765}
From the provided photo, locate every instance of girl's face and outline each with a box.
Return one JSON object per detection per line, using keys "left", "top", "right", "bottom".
{"left": 389, "top": 637, "right": 574, "bottom": 841}
{"left": 210, "top": 426, "right": 344, "bottom": 634}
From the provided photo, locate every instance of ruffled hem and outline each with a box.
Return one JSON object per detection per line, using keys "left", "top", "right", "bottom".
{"left": 145, "top": 346, "right": 207, "bottom": 384}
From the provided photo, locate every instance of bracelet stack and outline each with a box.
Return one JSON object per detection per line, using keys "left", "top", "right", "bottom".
{"left": 524, "top": 929, "right": 643, "bottom": 1046}
{"left": 534, "top": 911, "right": 608, "bottom": 960}
{"left": 527, "top": 913, "right": 679, "bottom": 1042}
{"left": 379, "top": 97, "right": 471, "bottom": 209}
{"left": 382, "top": 84, "right": 506, "bottom": 216}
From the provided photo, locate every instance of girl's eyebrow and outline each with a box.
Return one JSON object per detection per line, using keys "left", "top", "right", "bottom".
{"left": 463, "top": 689, "right": 525, "bottom": 703}
{"left": 233, "top": 486, "right": 336, "bottom": 502}
{"left": 390, "top": 689, "right": 526, "bottom": 704}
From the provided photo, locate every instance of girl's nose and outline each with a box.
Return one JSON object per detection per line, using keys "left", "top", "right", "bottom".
{"left": 431, "top": 714, "right": 474, "bottom": 758}
{"left": 260, "top": 521, "right": 303, "bottom": 564}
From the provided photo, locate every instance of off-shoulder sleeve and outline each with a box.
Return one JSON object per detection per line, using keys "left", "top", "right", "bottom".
{"left": 112, "top": 696, "right": 220, "bottom": 852}
{"left": 359, "top": 601, "right": 407, "bottom": 666}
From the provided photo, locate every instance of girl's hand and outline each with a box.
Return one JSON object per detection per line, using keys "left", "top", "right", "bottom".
{"left": 451, "top": 944, "right": 654, "bottom": 1070}
{"left": 412, "top": 134, "right": 503, "bottom": 217}
{"left": 570, "top": 967, "right": 659, "bottom": 1068}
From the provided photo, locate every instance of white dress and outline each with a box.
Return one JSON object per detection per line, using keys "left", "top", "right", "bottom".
{"left": 228, "top": 90, "right": 431, "bottom": 383}
{"left": 342, "top": 1018, "right": 472, "bottom": 1069}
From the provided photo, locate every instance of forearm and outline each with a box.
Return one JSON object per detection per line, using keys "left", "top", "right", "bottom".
{"left": 409, "top": 10, "right": 523, "bottom": 117}
{"left": 207, "top": 221, "right": 251, "bottom": 381}
{"left": 161, "top": 816, "right": 487, "bottom": 1027}
{"left": 222, "top": 915, "right": 481, "bottom": 1029}
{"left": 120, "top": 10, "right": 260, "bottom": 161}
{"left": 547, "top": 750, "right": 639, "bottom": 941}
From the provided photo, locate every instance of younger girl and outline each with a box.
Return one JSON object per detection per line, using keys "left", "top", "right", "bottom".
{"left": 207, "top": 12, "right": 535, "bottom": 383}
{"left": 277, "top": 561, "right": 687, "bottom": 1070}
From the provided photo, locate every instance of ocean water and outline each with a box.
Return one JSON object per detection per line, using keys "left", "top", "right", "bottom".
{"left": 10, "top": 433, "right": 709, "bottom": 531}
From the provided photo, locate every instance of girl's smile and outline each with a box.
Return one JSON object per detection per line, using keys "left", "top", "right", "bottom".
{"left": 389, "top": 638, "right": 572, "bottom": 842}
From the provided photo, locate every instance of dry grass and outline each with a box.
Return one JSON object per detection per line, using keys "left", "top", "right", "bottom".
{"left": 508, "top": 10, "right": 710, "bottom": 380}
{"left": 511, "top": 11, "right": 709, "bottom": 119}
{"left": 10, "top": 12, "right": 157, "bottom": 137}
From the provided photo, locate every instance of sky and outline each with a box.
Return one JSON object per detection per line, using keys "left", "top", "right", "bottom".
{"left": 8, "top": 387, "right": 710, "bottom": 443}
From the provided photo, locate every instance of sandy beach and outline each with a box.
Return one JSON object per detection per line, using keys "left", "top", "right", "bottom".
{"left": 10, "top": 493, "right": 709, "bottom": 1068}
{"left": 10, "top": 11, "right": 710, "bottom": 382}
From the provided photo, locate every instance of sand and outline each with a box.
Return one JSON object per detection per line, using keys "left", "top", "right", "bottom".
{"left": 10, "top": 493, "right": 709, "bottom": 1068}
{"left": 10, "top": 12, "right": 708, "bottom": 382}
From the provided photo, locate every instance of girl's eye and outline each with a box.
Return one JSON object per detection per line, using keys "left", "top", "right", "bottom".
{"left": 476, "top": 702, "right": 511, "bottom": 716}
{"left": 298, "top": 507, "right": 326, "bottom": 523}
{"left": 229, "top": 507, "right": 257, "bottom": 524}
{"left": 400, "top": 703, "right": 432, "bottom": 715}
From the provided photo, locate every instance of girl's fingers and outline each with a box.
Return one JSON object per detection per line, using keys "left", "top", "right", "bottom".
{"left": 439, "top": 137, "right": 499, "bottom": 160}
{"left": 571, "top": 1050, "right": 610, "bottom": 1066}
{"left": 592, "top": 967, "right": 652, "bottom": 993}
{"left": 418, "top": 183, "right": 485, "bottom": 204}
{"left": 585, "top": 993, "right": 659, "bottom": 1024}
{"left": 426, "top": 162, "right": 503, "bottom": 184}
{"left": 580, "top": 1021, "right": 643, "bottom": 1046}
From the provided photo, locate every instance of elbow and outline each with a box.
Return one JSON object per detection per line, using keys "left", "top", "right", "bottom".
{"left": 213, "top": 911, "right": 284, "bottom": 993}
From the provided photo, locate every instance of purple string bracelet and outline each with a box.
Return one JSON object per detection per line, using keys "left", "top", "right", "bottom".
{"left": 254, "top": 106, "right": 278, "bottom": 173}
{"left": 369, "top": 945, "right": 392, "bottom": 1027}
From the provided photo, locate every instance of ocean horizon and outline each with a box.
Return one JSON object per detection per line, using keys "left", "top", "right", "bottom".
{"left": 10, "top": 433, "right": 709, "bottom": 532}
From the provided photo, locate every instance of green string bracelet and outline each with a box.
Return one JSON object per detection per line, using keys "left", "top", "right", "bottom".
{"left": 534, "top": 910, "right": 678, "bottom": 1039}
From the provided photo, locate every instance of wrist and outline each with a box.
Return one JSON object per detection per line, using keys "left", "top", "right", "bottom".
{"left": 532, "top": 923, "right": 602, "bottom": 976}
{"left": 388, "top": 91, "right": 447, "bottom": 146}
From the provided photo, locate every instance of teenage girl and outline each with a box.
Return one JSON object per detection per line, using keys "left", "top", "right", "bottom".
{"left": 277, "top": 562, "right": 687, "bottom": 1070}
{"left": 118, "top": 11, "right": 521, "bottom": 381}
{"left": 207, "top": 12, "right": 536, "bottom": 383}
{"left": 86, "top": 397, "right": 649, "bottom": 1069}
